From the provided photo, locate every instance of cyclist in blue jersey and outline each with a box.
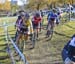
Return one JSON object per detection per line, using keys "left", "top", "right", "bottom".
{"left": 46, "top": 9, "right": 57, "bottom": 37}
{"left": 47, "top": 9, "right": 57, "bottom": 29}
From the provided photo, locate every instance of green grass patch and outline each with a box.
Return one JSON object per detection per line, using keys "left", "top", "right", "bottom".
{"left": 0, "top": 16, "right": 75, "bottom": 64}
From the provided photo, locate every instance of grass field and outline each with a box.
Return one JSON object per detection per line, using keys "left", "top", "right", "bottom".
{"left": 0, "top": 16, "right": 75, "bottom": 64}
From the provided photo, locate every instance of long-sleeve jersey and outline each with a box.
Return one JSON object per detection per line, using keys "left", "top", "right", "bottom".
{"left": 32, "top": 16, "right": 42, "bottom": 24}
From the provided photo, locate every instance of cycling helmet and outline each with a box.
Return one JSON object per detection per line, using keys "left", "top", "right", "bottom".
{"left": 19, "top": 10, "right": 24, "bottom": 13}
{"left": 52, "top": 8, "right": 57, "bottom": 13}
{"left": 20, "top": 12, "right": 25, "bottom": 16}
{"left": 25, "top": 13, "right": 30, "bottom": 19}
{"left": 35, "top": 12, "right": 40, "bottom": 17}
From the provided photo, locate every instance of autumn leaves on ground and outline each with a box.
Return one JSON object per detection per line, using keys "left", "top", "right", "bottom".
{"left": 0, "top": 17, "right": 75, "bottom": 64}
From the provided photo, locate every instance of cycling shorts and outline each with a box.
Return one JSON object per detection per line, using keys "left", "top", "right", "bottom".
{"left": 18, "top": 28, "right": 28, "bottom": 35}
{"left": 32, "top": 22, "right": 39, "bottom": 29}
{"left": 50, "top": 18, "right": 55, "bottom": 21}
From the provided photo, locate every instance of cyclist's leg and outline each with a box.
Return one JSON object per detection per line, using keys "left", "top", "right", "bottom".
{"left": 34, "top": 28, "right": 37, "bottom": 39}
{"left": 37, "top": 24, "right": 39, "bottom": 38}
{"left": 36, "top": 28, "right": 38, "bottom": 39}
{"left": 33, "top": 24, "right": 38, "bottom": 39}
{"left": 24, "top": 34, "right": 28, "bottom": 41}
{"left": 23, "top": 28, "right": 29, "bottom": 41}
{"left": 46, "top": 21, "right": 49, "bottom": 30}
{"left": 46, "top": 22, "right": 49, "bottom": 36}
{"left": 46, "top": 21, "right": 54, "bottom": 38}
{"left": 16, "top": 33, "right": 22, "bottom": 47}
{"left": 39, "top": 22, "right": 42, "bottom": 32}
{"left": 50, "top": 20, "right": 54, "bottom": 30}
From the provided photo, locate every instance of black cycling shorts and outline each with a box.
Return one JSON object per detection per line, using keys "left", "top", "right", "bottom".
{"left": 18, "top": 28, "right": 28, "bottom": 34}
{"left": 50, "top": 18, "right": 55, "bottom": 21}
{"left": 32, "top": 23, "right": 39, "bottom": 29}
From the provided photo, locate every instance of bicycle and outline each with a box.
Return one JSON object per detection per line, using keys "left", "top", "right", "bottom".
{"left": 17, "top": 32, "right": 35, "bottom": 52}
{"left": 46, "top": 23, "right": 54, "bottom": 41}
{"left": 17, "top": 32, "right": 27, "bottom": 53}
{"left": 15, "top": 25, "right": 34, "bottom": 53}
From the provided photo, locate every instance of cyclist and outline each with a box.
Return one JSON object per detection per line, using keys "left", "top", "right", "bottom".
{"left": 32, "top": 12, "right": 42, "bottom": 39}
{"left": 15, "top": 10, "right": 25, "bottom": 27}
{"left": 14, "top": 11, "right": 25, "bottom": 42}
{"left": 46, "top": 9, "right": 57, "bottom": 37}
{"left": 15, "top": 13, "right": 33, "bottom": 47}
{"left": 62, "top": 34, "right": 75, "bottom": 64}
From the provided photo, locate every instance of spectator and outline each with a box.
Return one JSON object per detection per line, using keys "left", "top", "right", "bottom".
{"left": 62, "top": 34, "right": 75, "bottom": 64}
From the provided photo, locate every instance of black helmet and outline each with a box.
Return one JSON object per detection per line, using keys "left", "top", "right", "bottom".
{"left": 35, "top": 12, "right": 40, "bottom": 17}
{"left": 25, "top": 13, "right": 30, "bottom": 19}
{"left": 52, "top": 8, "right": 56, "bottom": 13}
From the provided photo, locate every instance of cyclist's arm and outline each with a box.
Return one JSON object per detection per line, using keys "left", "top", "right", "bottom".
{"left": 15, "top": 16, "right": 21, "bottom": 26}
{"left": 15, "top": 19, "right": 25, "bottom": 31}
{"left": 16, "top": 19, "right": 22, "bottom": 27}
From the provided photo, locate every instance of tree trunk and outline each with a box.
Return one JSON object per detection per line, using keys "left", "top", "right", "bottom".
{"left": 36, "top": 3, "right": 41, "bottom": 10}
{"left": 54, "top": 2, "right": 56, "bottom": 8}
{"left": 72, "top": 0, "right": 73, "bottom": 5}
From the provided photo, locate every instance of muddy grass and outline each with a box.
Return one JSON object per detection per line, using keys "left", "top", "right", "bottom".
{"left": 0, "top": 21, "right": 75, "bottom": 64}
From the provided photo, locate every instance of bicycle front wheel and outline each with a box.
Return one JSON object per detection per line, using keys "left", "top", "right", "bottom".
{"left": 18, "top": 39, "right": 25, "bottom": 53}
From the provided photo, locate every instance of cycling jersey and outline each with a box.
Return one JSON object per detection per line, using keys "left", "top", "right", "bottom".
{"left": 32, "top": 16, "right": 42, "bottom": 24}
{"left": 16, "top": 19, "right": 31, "bottom": 34}
{"left": 32, "top": 16, "right": 42, "bottom": 29}
{"left": 47, "top": 11, "right": 57, "bottom": 22}
{"left": 15, "top": 16, "right": 22, "bottom": 27}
